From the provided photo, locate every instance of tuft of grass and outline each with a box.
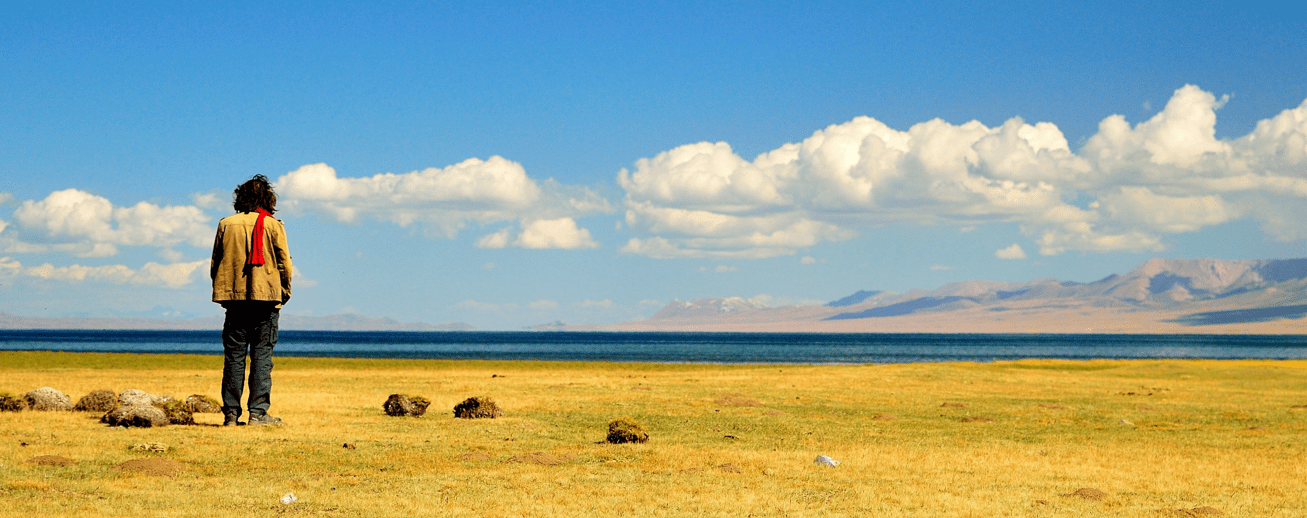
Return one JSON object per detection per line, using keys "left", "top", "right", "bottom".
{"left": 0, "top": 352, "right": 1304, "bottom": 517}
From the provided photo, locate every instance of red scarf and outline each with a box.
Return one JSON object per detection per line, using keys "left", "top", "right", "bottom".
{"left": 247, "top": 208, "right": 271, "bottom": 266}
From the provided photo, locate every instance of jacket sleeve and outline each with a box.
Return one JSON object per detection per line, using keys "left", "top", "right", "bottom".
{"left": 273, "top": 219, "right": 293, "bottom": 304}
{"left": 210, "top": 223, "right": 224, "bottom": 281}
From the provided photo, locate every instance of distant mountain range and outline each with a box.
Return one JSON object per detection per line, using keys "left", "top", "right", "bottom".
{"left": 0, "top": 312, "right": 473, "bottom": 332}
{"left": 606, "top": 257, "right": 1307, "bottom": 334}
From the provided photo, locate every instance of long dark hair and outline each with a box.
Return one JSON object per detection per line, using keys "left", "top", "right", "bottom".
{"left": 233, "top": 175, "right": 277, "bottom": 214}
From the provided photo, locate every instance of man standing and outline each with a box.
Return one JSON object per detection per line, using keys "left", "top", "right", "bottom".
{"left": 211, "top": 175, "right": 292, "bottom": 426}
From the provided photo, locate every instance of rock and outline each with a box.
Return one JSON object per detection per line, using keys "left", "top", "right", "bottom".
{"left": 606, "top": 416, "right": 649, "bottom": 444}
{"left": 454, "top": 396, "right": 502, "bottom": 419}
{"left": 384, "top": 394, "right": 431, "bottom": 417}
{"left": 184, "top": 394, "right": 222, "bottom": 413}
{"left": 24, "top": 387, "right": 72, "bottom": 411}
{"left": 101, "top": 404, "right": 169, "bottom": 428}
{"left": 0, "top": 392, "right": 27, "bottom": 412}
{"left": 155, "top": 400, "right": 194, "bottom": 425}
{"left": 74, "top": 389, "right": 119, "bottom": 412}
{"left": 814, "top": 455, "right": 841, "bottom": 467}
{"left": 128, "top": 443, "right": 170, "bottom": 453}
{"left": 118, "top": 389, "right": 170, "bottom": 407}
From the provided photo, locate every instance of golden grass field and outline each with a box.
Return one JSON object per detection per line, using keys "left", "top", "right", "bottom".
{"left": 1, "top": 351, "right": 1305, "bottom": 517}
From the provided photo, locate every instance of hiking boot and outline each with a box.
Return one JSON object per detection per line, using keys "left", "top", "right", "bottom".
{"left": 223, "top": 414, "right": 244, "bottom": 427}
{"left": 248, "top": 413, "right": 283, "bottom": 426}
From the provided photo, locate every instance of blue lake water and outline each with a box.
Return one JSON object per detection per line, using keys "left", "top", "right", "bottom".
{"left": 2, "top": 330, "right": 1306, "bottom": 364}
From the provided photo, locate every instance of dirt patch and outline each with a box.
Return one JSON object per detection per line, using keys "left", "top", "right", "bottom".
{"left": 1158, "top": 507, "right": 1224, "bottom": 516}
{"left": 717, "top": 463, "right": 743, "bottom": 473}
{"left": 713, "top": 393, "right": 763, "bottom": 407}
{"left": 1291, "top": 404, "right": 1307, "bottom": 409}
{"left": 872, "top": 413, "right": 897, "bottom": 421}
{"left": 116, "top": 458, "right": 184, "bottom": 477}
{"left": 765, "top": 409, "right": 786, "bottom": 416}
{"left": 1063, "top": 487, "right": 1107, "bottom": 500}
{"left": 961, "top": 416, "right": 994, "bottom": 423}
{"left": 75, "top": 390, "right": 118, "bottom": 412}
{"left": 940, "top": 402, "right": 967, "bottom": 408}
{"left": 504, "top": 452, "right": 564, "bottom": 465}
{"left": 456, "top": 452, "right": 492, "bottom": 462}
{"left": 27, "top": 455, "right": 75, "bottom": 466}
{"left": 1038, "top": 403, "right": 1068, "bottom": 409}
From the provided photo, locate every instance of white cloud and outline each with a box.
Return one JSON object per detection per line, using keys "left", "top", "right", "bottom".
{"left": 275, "top": 159, "right": 611, "bottom": 239}
{"left": 191, "top": 191, "right": 223, "bottom": 209}
{"left": 617, "top": 85, "right": 1307, "bottom": 258}
{"left": 2, "top": 189, "right": 211, "bottom": 257}
{"left": 0, "top": 256, "right": 207, "bottom": 288}
{"left": 475, "top": 228, "right": 513, "bottom": 249}
{"left": 994, "top": 244, "right": 1028, "bottom": 260}
{"left": 575, "top": 299, "right": 613, "bottom": 309}
{"left": 529, "top": 300, "right": 559, "bottom": 310}
{"left": 514, "top": 218, "right": 599, "bottom": 249}
{"left": 800, "top": 256, "right": 817, "bottom": 264}
{"left": 930, "top": 264, "right": 955, "bottom": 271}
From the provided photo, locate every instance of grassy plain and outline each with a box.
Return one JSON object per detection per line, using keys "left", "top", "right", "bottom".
{"left": 1, "top": 351, "right": 1305, "bottom": 517}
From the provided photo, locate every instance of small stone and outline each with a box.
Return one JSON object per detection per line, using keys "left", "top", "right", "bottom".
{"left": 814, "top": 455, "right": 841, "bottom": 467}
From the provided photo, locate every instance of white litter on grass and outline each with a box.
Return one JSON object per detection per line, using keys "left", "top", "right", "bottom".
{"left": 814, "top": 455, "right": 841, "bottom": 467}
{"left": 280, "top": 493, "right": 298, "bottom": 505}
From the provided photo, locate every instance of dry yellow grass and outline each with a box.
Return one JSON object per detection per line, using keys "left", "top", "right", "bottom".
{"left": 1, "top": 351, "right": 1305, "bottom": 517}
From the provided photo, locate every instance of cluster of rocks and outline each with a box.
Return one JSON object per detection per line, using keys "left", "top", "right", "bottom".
{"left": 380, "top": 394, "right": 648, "bottom": 443}
{"left": 0, "top": 386, "right": 222, "bottom": 428}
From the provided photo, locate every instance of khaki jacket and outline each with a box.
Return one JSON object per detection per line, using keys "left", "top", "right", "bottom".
{"left": 211, "top": 212, "right": 292, "bottom": 304}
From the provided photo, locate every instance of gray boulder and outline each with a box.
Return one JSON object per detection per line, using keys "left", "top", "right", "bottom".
{"left": 118, "top": 389, "right": 171, "bottom": 407}
{"left": 24, "top": 387, "right": 72, "bottom": 411}
{"left": 101, "top": 404, "right": 169, "bottom": 428}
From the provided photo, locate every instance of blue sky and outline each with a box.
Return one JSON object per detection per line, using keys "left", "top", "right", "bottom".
{"left": 2, "top": 1, "right": 1306, "bottom": 329}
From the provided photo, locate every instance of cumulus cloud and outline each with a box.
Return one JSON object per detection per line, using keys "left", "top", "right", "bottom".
{"left": 994, "top": 244, "right": 1028, "bottom": 260}
{"left": 617, "top": 85, "right": 1307, "bottom": 258}
{"left": 514, "top": 218, "right": 599, "bottom": 249}
{"left": 529, "top": 300, "right": 560, "bottom": 310}
{"left": 0, "top": 256, "right": 207, "bottom": 288}
{"left": 275, "top": 158, "right": 611, "bottom": 241}
{"left": 1, "top": 189, "right": 211, "bottom": 257}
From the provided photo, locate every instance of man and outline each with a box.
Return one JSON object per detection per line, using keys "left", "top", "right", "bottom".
{"left": 211, "top": 175, "right": 292, "bottom": 426}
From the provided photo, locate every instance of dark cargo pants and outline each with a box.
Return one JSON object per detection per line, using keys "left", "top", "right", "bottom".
{"left": 221, "top": 302, "right": 280, "bottom": 418}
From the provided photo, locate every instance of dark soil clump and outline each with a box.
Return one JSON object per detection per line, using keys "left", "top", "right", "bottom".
{"left": 1063, "top": 487, "right": 1107, "bottom": 500}
{"left": 27, "top": 455, "right": 75, "bottom": 466}
{"left": 184, "top": 394, "right": 221, "bottom": 413}
{"left": 940, "top": 402, "right": 967, "bottom": 408}
{"left": 115, "top": 458, "right": 184, "bottom": 476}
{"left": 156, "top": 400, "right": 194, "bottom": 425}
{"left": 74, "top": 389, "right": 119, "bottom": 412}
{"left": 961, "top": 416, "right": 994, "bottom": 422}
{"left": 1039, "top": 403, "right": 1068, "bottom": 409}
{"left": 102, "top": 404, "right": 169, "bottom": 428}
{"left": 872, "top": 413, "right": 897, "bottom": 421}
{"left": 606, "top": 416, "right": 649, "bottom": 444}
{"left": 454, "top": 396, "right": 501, "bottom": 419}
{"left": 384, "top": 394, "right": 431, "bottom": 417}
{"left": 0, "top": 392, "right": 26, "bottom": 412}
{"left": 717, "top": 463, "right": 743, "bottom": 473}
